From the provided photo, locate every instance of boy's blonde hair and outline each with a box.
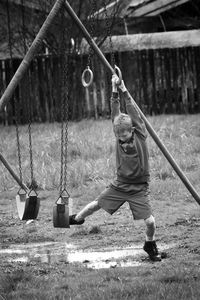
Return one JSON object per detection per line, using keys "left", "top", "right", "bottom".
{"left": 113, "top": 113, "right": 132, "bottom": 134}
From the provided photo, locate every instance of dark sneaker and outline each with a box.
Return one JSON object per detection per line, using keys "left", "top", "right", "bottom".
{"left": 143, "top": 241, "right": 161, "bottom": 261}
{"left": 69, "top": 214, "right": 85, "bottom": 225}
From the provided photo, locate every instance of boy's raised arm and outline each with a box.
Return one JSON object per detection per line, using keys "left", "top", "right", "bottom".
{"left": 110, "top": 75, "right": 121, "bottom": 122}
{"left": 118, "top": 80, "right": 147, "bottom": 138}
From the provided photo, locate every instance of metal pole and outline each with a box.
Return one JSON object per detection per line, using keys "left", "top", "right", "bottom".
{"left": 64, "top": 1, "right": 200, "bottom": 205}
{"left": 0, "top": 153, "right": 28, "bottom": 191}
{"left": 0, "top": 0, "right": 65, "bottom": 112}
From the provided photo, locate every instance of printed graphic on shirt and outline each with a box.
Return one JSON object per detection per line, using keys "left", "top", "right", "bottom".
{"left": 119, "top": 135, "right": 137, "bottom": 155}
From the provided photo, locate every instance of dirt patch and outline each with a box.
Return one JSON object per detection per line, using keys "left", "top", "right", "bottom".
{"left": 1, "top": 188, "right": 200, "bottom": 299}
{"left": 1, "top": 188, "right": 200, "bottom": 257}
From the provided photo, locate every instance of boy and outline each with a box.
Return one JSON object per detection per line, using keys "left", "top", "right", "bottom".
{"left": 69, "top": 74, "right": 161, "bottom": 261}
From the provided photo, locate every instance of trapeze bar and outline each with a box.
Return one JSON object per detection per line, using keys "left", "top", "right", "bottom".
{"left": 64, "top": 0, "right": 200, "bottom": 205}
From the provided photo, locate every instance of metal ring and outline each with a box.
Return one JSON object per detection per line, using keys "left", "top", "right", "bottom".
{"left": 81, "top": 66, "right": 93, "bottom": 87}
{"left": 114, "top": 65, "right": 122, "bottom": 85}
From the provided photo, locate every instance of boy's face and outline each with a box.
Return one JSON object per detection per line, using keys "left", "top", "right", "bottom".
{"left": 115, "top": 129, "right": 133, "bottom": 143}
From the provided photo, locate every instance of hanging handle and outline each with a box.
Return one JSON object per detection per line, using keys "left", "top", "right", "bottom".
{"left": 114, "top": 65, "right": 122, "bottom": 85}
{"left": 81, "top": 66, "right": 94, "bottom": 87}
{"left": 55, "top": 189, "right": 70, "bottom": 205}
{"left": 17, "top": 187, "right": 27, "bottom": 195}
{"left": 28, "top": 189, "right": 38, "bottom": 197}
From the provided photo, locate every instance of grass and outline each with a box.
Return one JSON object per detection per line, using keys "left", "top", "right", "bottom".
{"left": 1, "top": 114, "right": 200, "bottom": 299}
{"left": 1, "top": 115, "right": 200, "bottom": 194}
{"left": 0, "top": 120, "right": 116, "bottom": 192}
{"left": 1, "top": 261, "right": 200, "bottom": 299}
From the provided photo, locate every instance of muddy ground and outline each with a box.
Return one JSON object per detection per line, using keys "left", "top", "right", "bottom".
{"left": 1, "top": 186, "right": 200, "bottom": 299}
{"left": 1, "top": 186, "right": 200, "bottom": 262}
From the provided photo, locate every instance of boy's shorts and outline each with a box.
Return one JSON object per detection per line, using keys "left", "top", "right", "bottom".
{"left": 96, "top": 182, "right": 152, "bottom": 220}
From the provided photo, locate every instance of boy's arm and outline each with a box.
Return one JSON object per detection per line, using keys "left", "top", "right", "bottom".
{"left": 110, "top": 75, "right": 121, "bottom": 122}
{"left": 119, "top": 81, "right": 147, "bottom": 138}
{"left": 110, "top": 92, "right": 120, "bottom": 122}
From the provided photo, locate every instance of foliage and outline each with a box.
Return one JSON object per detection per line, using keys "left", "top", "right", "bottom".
{"left": 0, "top": 0, "right": 116, "bottom": 58}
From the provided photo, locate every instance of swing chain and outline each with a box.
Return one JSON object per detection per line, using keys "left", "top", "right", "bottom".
{"left": 102, "top": 0, "right": 115, "bottom": 67}
{"left": 81, "top": 0, "right": 96, "bottom": 88}
{"left": 102, "top": 0, "right": 119, "bottom": 68}
{"left": 28, "top": 120, "right": 35, "bottom": 189}
{"left": 6, "top": 0, "right": 23, "bottom": 182}
{"left": 87, "top": 0, "right": 96, "bottom": 66}
{"left": 21, "top": 0, "right": 27, "bottom": 54}
{"left": 21, "top": 0, "right": 35, "bottom": 191}
{"left": 59, "top": 10, "right": 69, "bottom": 196}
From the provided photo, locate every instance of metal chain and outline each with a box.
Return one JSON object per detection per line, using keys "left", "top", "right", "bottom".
{"left": 63, "top": 75, "right": 69, "bottom": 191}
{"left": 59, "top": 33, "right": 65, "bottom": 194}
{"left": 28, "top": 113, "right": 34, "bottom": 189}
{"left": 86, "top": 0, "right": 96, "bottom": 67}
{"left": 102, "top": 0, "right": 116, "bottom": 67}
{"left": 59, "top": 10, "right": 69, "bottom": 195}
{"left": 6, "top": 0, "right": 23, "bottom": 182}
{"left": 21, "top": 0, "right": 27, "bottom": 54}
{"left": 20, "top": 0, "right": 35, "bottom": 190}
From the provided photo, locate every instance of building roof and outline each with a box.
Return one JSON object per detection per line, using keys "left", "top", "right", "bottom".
{"left": 0, "top": 0, "right": 195, "bottom": 59}
{"left": 94, "top": 0, "right": 191, "bottom": 19}
{"left": 80, "top": 29, "right": 200, "bottom": 53}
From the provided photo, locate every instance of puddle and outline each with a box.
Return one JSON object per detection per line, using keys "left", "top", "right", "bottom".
{"left": 0, "top": 242, "right": 174, "bottom": 269}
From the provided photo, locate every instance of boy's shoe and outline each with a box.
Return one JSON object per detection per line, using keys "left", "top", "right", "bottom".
{"left": 69, "top": 214, "right": 85, "bottom": 225}
{"left": 143, "top": 241, "right": 162, "bottom": 262}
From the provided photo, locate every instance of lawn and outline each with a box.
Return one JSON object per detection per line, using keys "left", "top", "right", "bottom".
{"left": 0, "top": 114, "right": 200, "bottom": 299}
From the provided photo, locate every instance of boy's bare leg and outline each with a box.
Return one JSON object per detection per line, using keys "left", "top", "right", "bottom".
{"left": 75, "top": 200, "right": 101, "bottom": 222}
{"left": 144, "top": 215, "right": 156, "bottom": 241}
{"left": 143, "top": 215, "right": 161, "bottom": 261}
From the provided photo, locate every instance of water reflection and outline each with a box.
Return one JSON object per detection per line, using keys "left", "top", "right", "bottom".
{"left": 0, "top": 242, "right": 76, "bottom": 264}
{"left": 0, "top": 242, "right": 173, "bottom": 269}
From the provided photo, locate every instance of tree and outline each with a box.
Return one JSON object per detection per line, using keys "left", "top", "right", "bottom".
{"left": 0, "top": 0, "right": 117, "bottom": 59}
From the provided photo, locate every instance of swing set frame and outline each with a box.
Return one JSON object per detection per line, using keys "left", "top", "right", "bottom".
{"left": 0, "top": 0, "right": 199, "bottom": 209}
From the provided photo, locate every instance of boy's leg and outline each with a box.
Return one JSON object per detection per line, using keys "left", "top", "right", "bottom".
{"left": 143, "top": 215, "right": 161, "bottom": 261}
{"left": 70, "top": 185, "right": 125, "bottom": 225}
{"left": 76, "top": 200, "right": 101, "bottom": 221}
{"left": 69, "top": 200, "right": 101, "bottom": 225}
{"left": 144, "top": 215, "right": 155, "bottom": 241}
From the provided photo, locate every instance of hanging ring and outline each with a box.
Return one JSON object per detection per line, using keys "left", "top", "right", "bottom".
{"left": 114, "top": 65, "right": 122, "bottom": 85}
{"left": 81, "top": 66, "right": 93, "bottom": 88}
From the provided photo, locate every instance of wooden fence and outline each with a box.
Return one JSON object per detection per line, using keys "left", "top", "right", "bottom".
{"left": 0, "top": 46, "right": 200, "bottom": 125}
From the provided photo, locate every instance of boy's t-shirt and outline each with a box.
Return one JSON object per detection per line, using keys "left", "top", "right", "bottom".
{"left": 111, "top": 91, "right": 150, "bottom": 188}
{"left": 119, "top": 134, "right": 136, "bottom": 154}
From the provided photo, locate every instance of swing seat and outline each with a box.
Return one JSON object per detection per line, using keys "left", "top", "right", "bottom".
{"left": 16, "top": 190, "right": 40, "bottom": 221}
{"left": 53, "top": 196, "right": 70, "bottom": 228}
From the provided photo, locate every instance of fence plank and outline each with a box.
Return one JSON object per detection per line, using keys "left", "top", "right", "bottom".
{"left": 1, "top": 46, "right": 200, "bottom": 125}
{"left": 194, "top": 47, "right": 200, "bottom": 111}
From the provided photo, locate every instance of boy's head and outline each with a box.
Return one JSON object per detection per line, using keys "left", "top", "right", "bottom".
{"left": 113, "top": 113, "right": 133, "bottom": 142}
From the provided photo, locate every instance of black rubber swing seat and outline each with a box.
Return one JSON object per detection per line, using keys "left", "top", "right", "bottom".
{"left": 16, "top": 190, "right": 40, "bottom": 221}
{"left": 53, "top": 196, "right": 70, "bottom": 228}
